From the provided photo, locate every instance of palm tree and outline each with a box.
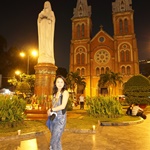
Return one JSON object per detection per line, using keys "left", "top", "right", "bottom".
{"left": 66, "top": 71, "right": 81, "bottom": 101}
{"left": 76, "top": 76, "right": 86, "bottom": 94}
{"left": 66, "top": 71, "right": 79, "bottom": 93}
{"left": 98, "top": 70, "right": 123, "bottom": 95}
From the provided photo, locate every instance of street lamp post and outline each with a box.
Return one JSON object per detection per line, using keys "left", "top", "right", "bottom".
{"left": 27, "top": 55, "right": 29, "bottom": 74}
{"left": 20, "top": 50, "right": 38, "bottom": 74}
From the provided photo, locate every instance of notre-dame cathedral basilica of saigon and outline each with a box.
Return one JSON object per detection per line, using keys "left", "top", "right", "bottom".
{"left": 69, "top": 0, "right": 139, "bottom": 97}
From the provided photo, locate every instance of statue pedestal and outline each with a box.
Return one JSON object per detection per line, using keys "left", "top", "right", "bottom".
{"left": 34, "top": 63, "right": 57, "bottom": 97}
{"left": 25, "top": 109, "right": 47, "bottom": 120}
{"left": 26, "top": 63, "right": 57, "bottom": 120}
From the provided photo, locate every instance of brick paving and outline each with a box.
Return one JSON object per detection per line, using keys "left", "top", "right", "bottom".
{"left": 0, "top": 107, "right": 150, "bottom": 150}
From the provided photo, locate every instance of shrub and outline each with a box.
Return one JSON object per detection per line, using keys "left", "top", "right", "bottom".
{"left": 123, "top": 74, "right": 150, "bottom": 105}
{"left": 86, "top": 96, "right": 123, "bottom": 118}
{"left": 0, "top": 95, "right": 26, "bottom": 127}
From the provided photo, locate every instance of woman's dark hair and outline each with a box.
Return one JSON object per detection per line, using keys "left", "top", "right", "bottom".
{"left": 53, "top": 75, "right": 68, "bottom": 95}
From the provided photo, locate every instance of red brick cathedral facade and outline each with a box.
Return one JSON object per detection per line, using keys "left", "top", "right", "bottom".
{"left": 69, "top": 0, "right": 139, "bottom": 97}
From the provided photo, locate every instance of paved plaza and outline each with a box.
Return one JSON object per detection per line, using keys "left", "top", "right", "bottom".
{"left": 0, "top": 113, "right": 150, "bottom": 150}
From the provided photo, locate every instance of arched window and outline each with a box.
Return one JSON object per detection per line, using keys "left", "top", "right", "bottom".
{"left": 121, "top": 66, "right": 125, "bottom": 74}
{"left": 81, "top": 68, "right": 85, "bottom": 76}
{"left": 106, "top": 67, "right": 109, "bottom": 73}
{"left": 126, "top": 50, "right": 130, "bottom": 62}
{"left": 77, "top": 24, "right": 80, "bottom": 38}
{"left": 77, "top": 68, "right": 80, "bottom": 75}
{"left": 127, "top": 66, "right": 130, "bottom": 75}
{"left": 121, "top": 51, "right": 125, "bottom": 62}
{"left": 96, "top": 67, "right": 100, "bottom": 76}
{"left": 124, "top": 19, "right": 128, "bottom": 34}
{"left": 101, "top": 67, "right": 104, "bottom": 74}
{"left": 119, "top": 19, "right": 123, "bottom": 34}
{"left": 76, "top": 53, "right": 80, "bottom": 64}
{"left": 81, "top": 53, "right": 85, "bottom": 64}
{"left": 81, "top": 24, "right": 84, "bottom": 37}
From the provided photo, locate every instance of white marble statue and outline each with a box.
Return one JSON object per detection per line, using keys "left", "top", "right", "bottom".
{"left": 37, "top": 1, "right": 55, "bottom": 64}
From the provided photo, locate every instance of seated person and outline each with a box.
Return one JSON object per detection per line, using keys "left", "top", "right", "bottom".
{"left": 132, "top": 104, "right": 146, "bottom": 119}
{"left": 126, "top": 104, "right": 134, "bottom": 115}
{"left": 132, "top": 104, "right": 143, "bottom": 116}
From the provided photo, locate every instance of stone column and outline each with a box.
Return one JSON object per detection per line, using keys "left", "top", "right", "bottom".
{"left": 34, "top": 63, "right": 57, "bottom": 97}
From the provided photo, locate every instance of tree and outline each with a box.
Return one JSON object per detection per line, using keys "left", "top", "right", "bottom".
{"left": 16, "top": 82, "right": 31, "bottom": 94}
{"left": 76, "top": 76, "right": 86, "bottom": 94}
{"left": 98, "top": 70, "right": 123, "bottom": 95}
{"left": 8, "top": 73, "right": 35, "bottom": 94}
{"left": 66, "top": 71, "right": 79, "bottom": 93}
{"left": 20, "top": 73, "right": 35, "bottom": 93}
{"left": 0, "top": 35, "right": 7, "bottom": 77}
{"left": 0, "top": 47, "right": 27, "bottom": 88}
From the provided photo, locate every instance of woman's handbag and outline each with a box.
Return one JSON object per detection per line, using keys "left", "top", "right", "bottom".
{"left": 49, "top": 112, "right": 57, "bottom": 121}
{"left": 46, "top": 117, "right": 51, "bottom": 130}
{"left": 46, "top": 112, "right": 57, "bottom": 130}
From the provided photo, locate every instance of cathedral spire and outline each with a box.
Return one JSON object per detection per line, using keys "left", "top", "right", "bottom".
{"left": 72, "top": 0, "right": 91, "bottom": 18}
{"left": 112, "top": 0, "right": 132, "bottom": 13}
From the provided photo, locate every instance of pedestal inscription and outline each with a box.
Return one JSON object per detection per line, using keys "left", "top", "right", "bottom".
{"left": 34, "top": 63, "right": 57, "bottom": 97}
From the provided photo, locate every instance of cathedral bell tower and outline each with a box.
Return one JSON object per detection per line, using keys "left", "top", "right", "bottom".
{"left": 70, "top": 0, "right": 92, "bottom": 96}
{"left": 112, "top": 0, "right": 139, "bottom": 83}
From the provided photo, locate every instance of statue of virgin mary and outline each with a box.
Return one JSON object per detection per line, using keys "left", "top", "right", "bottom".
{"left": 37, "top": 1, "right": 55, "bottom": 64}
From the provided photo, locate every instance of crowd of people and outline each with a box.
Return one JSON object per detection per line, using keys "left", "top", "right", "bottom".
{"left": 126, "top": 104, "right": 147, "bottom": 119}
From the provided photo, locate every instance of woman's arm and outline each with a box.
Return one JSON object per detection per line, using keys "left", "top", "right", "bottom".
{"left": 139, "top": 107, "right": 143, "bottom": 111}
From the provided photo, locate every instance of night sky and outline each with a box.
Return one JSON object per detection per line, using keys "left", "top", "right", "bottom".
{"left": 0, "top": 0, "right": 149, "bottom": 71}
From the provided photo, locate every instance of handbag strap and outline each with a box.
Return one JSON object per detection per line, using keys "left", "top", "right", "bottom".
{"left": 52, "top": 93, "right": 67, "bottom": 115}
{"left": 60, "top": 94, "right": 67, "bottom": 115}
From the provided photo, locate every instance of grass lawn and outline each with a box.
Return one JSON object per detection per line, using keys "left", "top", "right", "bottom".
{"left": 0, "top": 120, "right": 48, "bottom": 137}
{"left": 66, "top": 108, "right": 141, "bottom": 129}
{"left": 0, "top": 107, "right": 144, "bottom": 137}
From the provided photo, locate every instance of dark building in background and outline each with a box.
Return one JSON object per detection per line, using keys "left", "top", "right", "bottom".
{"left": 139, "top": 60, "right": 150, "bottom": 77}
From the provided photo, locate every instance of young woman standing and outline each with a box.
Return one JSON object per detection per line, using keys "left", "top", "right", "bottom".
{"left": 47, "top": 75, "right": 69, "bottom": 150}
